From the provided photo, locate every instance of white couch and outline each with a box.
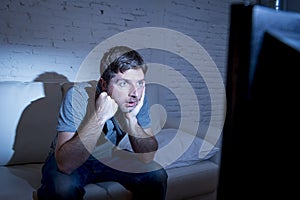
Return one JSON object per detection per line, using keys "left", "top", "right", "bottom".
{"left": 0, "top": 80, "right": 221, "bottom": 200}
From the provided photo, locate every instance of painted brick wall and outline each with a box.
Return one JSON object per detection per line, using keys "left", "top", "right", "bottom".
{"left": 0, "top": 0, "right": 243, "bottom": 81}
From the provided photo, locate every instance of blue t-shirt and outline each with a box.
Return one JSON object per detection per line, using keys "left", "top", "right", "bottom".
{"left": 52, "top": 82, "right": 151, "bottom": 158}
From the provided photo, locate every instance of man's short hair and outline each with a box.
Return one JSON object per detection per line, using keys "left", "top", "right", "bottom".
{"left": 100, "top": 46, "right": 147, "bottom": 83}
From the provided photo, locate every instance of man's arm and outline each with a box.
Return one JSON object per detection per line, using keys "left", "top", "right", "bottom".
{"left": 127, "top": 121, "right": 158, "bottom": 163}
{"left": 55, "top": 92, "right": 118, "bottom": 174}
{"left": 55, "top": 114, "right": 104, "bottom": 174}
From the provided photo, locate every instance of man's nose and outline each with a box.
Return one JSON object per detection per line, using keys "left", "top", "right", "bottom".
{"left": 129, "top": 85, "right": 138, "bottom": 98}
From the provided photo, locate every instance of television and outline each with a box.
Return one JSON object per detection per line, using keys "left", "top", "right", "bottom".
{"left": 217, "top": 4, "right": 300, "bottom": 199}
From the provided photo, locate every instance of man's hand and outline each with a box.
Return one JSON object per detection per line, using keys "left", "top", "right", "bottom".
{"left": 95, "top": 92, "right": 118, "bottom": 125}
{"left": 126, "top": 86, "right": 145, "bottom": 118}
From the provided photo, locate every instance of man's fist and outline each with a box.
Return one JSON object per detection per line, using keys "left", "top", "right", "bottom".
{"left": 95, "top": 92, "right": 118, "bottom": 124}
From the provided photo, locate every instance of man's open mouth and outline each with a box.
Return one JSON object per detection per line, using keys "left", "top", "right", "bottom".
{"left": 126, "top": 100, "right": 137, "bottom": 107}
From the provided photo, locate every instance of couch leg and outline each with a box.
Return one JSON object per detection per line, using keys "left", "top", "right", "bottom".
{"left": 32, "top": 190, "right": 38, "bottom": 200}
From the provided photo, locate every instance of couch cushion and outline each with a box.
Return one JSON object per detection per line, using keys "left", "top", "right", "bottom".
{"left": 0, "top": 81, "right": 62, "bottom": 166}
{"left": 0, "top": 164, "right": 41, "bottom": 200}
{"left": 118, "top": 128, "right": 220, "bottom": 170}
{"left": 166, "top": 161, "right": 219, "bottom": 200}
{"left": 0, "top": 164, "right": 131, "bottom": 200}
{"left": 0, "top": 161, "right": 218, "bottom": 200}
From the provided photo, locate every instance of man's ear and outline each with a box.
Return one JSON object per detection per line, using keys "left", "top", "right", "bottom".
{"left": 100, "top": 78, "right": 108, "bottom": 92}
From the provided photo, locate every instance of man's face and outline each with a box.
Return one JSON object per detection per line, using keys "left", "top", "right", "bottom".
{"left": 107, "top": 68, "right": 145, "bottom": 113}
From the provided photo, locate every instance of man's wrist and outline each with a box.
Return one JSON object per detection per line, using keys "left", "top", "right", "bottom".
{"left": 92, "top": 112, "right": 106, "bottom": 127}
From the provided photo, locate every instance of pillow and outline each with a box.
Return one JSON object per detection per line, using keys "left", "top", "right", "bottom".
{"left": 0, "top": 81, "right": 44, "bottom": 165}
{"left": 117, "top": 128, "right": 220, "bottom": 169}
{"left": 149, "top": 104, "right": 167, "bottom": 134}
{"left": 0, "top": 81, "right": 62, "bottom": 166}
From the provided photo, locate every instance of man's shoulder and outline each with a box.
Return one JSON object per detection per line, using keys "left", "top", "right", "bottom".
{"left": 65, "top": 81, "right": 97, "bottom": 97}
{"left": 60, "top": 81, "right": 97, "bottom": 109}
{"left": 72, "top": 81, "right": 97, "bottom": 92}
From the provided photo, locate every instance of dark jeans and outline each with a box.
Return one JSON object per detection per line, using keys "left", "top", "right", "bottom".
{"left": 37, "top": 152, "right": 168, "bottom": 200}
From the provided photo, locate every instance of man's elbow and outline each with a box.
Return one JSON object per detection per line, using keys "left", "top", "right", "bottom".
{"left": 55, "top": 154, "right": 75, "bottom": 175}
{"left": 138, "top": 152, "right": 156, "bottom": 163}
{"left": 56, "top": 161, "right": 74, "bottom": 175}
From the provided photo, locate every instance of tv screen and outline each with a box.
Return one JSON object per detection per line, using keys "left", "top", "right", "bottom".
{"left": 217, "top": 4, "right": 300, "bottom": 199}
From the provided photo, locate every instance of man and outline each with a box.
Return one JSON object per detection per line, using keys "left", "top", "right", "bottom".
{"left": 37, "top": 46, "right": 168, "bottom": 200}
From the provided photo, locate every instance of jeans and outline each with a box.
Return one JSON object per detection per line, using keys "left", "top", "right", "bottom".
{"left": 37, "top": 152, "right": 168, "bottom": 200}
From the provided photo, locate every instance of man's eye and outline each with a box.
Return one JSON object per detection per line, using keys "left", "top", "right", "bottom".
{"left": 137, "top": 81, "right": 144, "bottom": 87}
{"left": 119, "top": 81, "right": 127, "bottom": 87}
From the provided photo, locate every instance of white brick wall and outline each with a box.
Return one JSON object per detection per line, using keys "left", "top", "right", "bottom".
{"left": 0, "top": 0, "right": 243, "bottom": 81}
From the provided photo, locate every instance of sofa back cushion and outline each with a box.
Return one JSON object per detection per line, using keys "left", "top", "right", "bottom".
{"left": 0, "top": 81, "right": 62, "bottom": 166}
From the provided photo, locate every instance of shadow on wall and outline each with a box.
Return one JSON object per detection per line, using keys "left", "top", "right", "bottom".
{"left": 8, "top": 72, "right": 69, "bottom": 168}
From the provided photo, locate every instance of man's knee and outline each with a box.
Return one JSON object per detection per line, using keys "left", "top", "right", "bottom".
{"left": 37, "top": 176, "right": 85, "bottom": 200}
{"left": 151, "top": 168, "right": 168, "bottom": 184}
